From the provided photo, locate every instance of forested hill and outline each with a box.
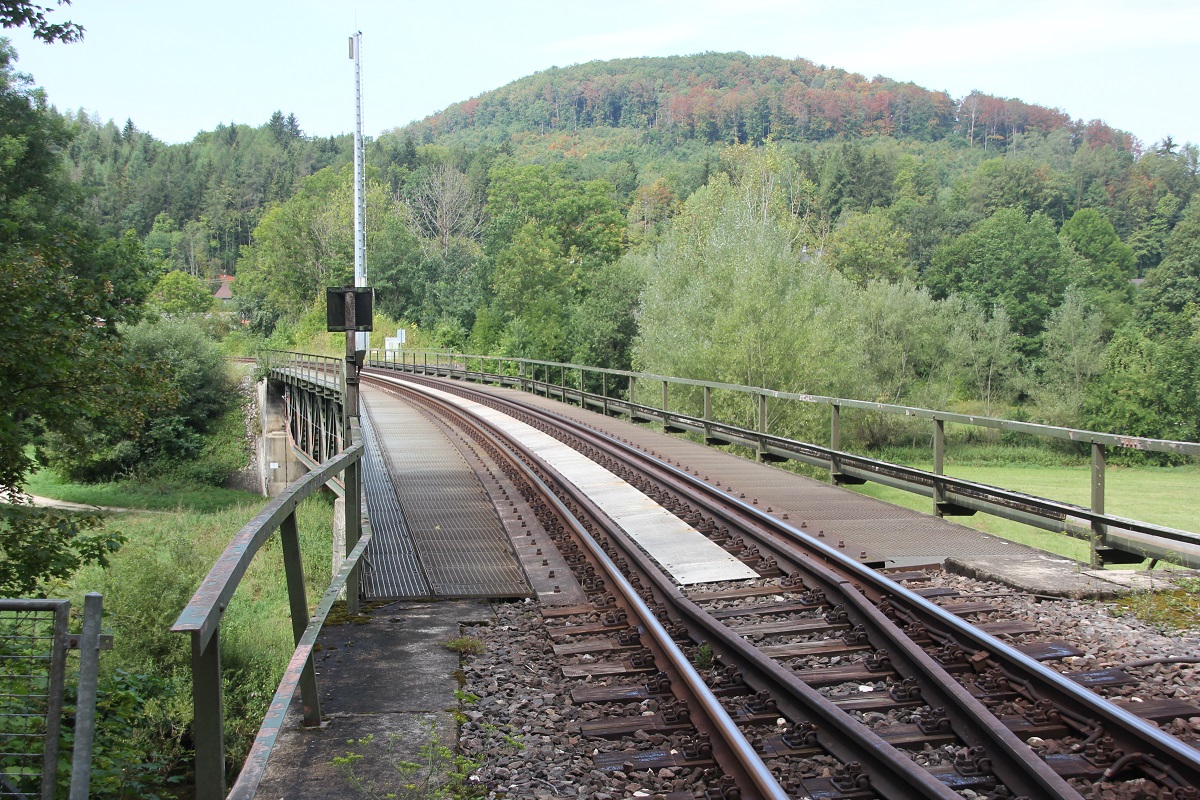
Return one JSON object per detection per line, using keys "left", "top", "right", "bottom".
{"left": 406, "top": 52, "right": 1131, "bottom": 150}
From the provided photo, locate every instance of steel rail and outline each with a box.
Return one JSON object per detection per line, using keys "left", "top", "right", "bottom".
{"left": 363, "top": 374, "right": 789, "bottom": 799}
{"left": 513, "top": 393, "right": 1200, "bottom": 792}
{"left": 547, "top": 464, "right": 970, "bottom": 799}
{"left": 381, "top": 371, "right": 1086, "bottom": 799}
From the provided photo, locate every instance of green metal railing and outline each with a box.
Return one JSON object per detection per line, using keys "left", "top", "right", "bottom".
{"left": 369, "top": 349, "right": 1200, "bottom": 569}
{"left": 172, "top": 416, "right": 367, "bottom": 800}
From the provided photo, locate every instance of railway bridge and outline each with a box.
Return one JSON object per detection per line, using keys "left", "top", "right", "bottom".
{"left": 172, "top": 350, "right": 1200, "bottom": 800}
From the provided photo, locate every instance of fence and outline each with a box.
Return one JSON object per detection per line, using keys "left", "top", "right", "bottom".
{"left": 0, "top": 595, "right": 104, "bottom": 800}
{"left": 369, "top": 349, "right": 1200, "bottom": 569}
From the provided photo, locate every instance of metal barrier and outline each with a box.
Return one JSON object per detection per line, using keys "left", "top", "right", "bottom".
{"left": 172, "top": 422, "right": 366, "bottom": 800}
{"left": 0, "top": 595, "right": 103, "bottom": 800}
{"left": 369, "top": 349, "right": 1200, "bottom": 569}
{"left": 262, "top": 350, "right": 345, "bottom": 397}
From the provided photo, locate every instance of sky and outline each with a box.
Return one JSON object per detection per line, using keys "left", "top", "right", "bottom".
{"left": 6, "top": 0, "right": 1200, "bottom": 147}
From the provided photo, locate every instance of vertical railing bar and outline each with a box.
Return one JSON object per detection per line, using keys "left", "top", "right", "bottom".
{"left": 345, "top": 422, "right": 363, "bottom": 615}
{"left": 191, "top": 629, "right": 225, "bottom": 800}
{"left": 934, "top": 419, "right": 946, "bottom": 517}
{"left": 830, "top": 404, "right": 841, "bottom": 482}
{"left": 68, "top": 593, "right": 102, "bottom": 800}
{"left": 38, "top": 601, "right": 69, "bottom": 800}
{"left": 757, "top": 393, "right": 768, "bottom": 460}
{"left": 1091, "top": 443, "right": 1106, "bottom": 568}
{"left": 280, "top": 511, "right": 321, "bottom": 726}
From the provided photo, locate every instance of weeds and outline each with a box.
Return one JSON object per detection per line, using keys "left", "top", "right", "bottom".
{"left": 695, "top": 643, "right": 714, "bottom": 670}
{"left": 443, "top": 636, "right": 485, "bottom": 656}
{"left": 334, "top": 725, "right": 484, "bottom": 800}
{"left": 1116, "top": 578, "right": 1200, "bottom": 632}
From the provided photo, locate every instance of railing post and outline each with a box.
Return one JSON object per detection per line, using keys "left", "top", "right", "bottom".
{"left": 830, "top": 404, "right": 841, "bottom": 482}
{"left": 602, "top": 373, "right": 609, "bottom": 415}
{"left": 280, "top": 511, "right": 322, "bottom": 726}
{"left": 662, "top": 380, "right": 669, "bottom": 426}
{"left": 41, "top": 602, "right": 69, "bottom": 800}
{"left": 1091, "top": 443, "right": 1105, "bottom": 568}
{"left": 934, "top": 419, "right": 946, "bottom": 517}
{"left": 629, "top": 375, "right": 635, "bottom": 409}
{"left": 191, "top": 629, "right": 225, "bottom": 800}
{"left": 68, "top": 593, "right": 102, "bottom": 800}
{"left": 757, "top": 393, "right": 768, "bottom": 460}
{"left": 703, "top": 386, "right": 712, "bottom": 422}
{"left": 345, "top": 432, "right": 362, "bottom": 615}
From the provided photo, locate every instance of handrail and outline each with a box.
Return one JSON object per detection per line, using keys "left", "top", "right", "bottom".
{"left": 173, "top": 415, "right": 366, "bottom": 800}
{"left": 172, "top": 445, "right": 361, "bottom": 651}
{"left": 368, "top": 349, "right": 1200, "bottom": 568}
{"left": 262, "top": 349, "right": 345, "bottom": 394}
{"left": 373, "top": 349, "right": 1200, "bottom": 457}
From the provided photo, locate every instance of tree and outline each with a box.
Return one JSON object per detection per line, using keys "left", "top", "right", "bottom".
{"left": 824, "top": 208, "right": 913, "bottom": 286}
{"left": 148, "top": 270, "right": 214, "bottom": 315}
{"left": 407, "top": 163, "right": 483, "bottom": 255}
{"left": 1083, "top": 323, "right": 1200, "bottom": 447}
{"left": 1137, "top": 202, "right": 1200, "bottom": 337}
{"left": 1033, "top": 289, "right": 1106, "bottom": 426}
{"left": 0, "top": 0, "right": 83, "bottom": 43}
{"left": 634, "top": 187, "right": 864, "bottom": 438}
{"left": 1, "top": 41, "right": 148, "bottom": 594}
{"left": 1059, "top": 208, "right": 1135, "bottom": 331}
{"left": 949, "top": 302, "right": 1020, "bottom": 415}
{"left": 926, "top": 208, "right": 1068, "bottom": 352}
{"left": 235, "top": 165, "right": 398, "bottom": 329}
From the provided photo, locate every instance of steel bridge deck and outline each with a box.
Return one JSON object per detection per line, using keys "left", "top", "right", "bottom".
{"left": 360, "top": 385, "right": 530, "bottom": 599}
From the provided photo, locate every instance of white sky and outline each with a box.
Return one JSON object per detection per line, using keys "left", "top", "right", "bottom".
{"left": 6, "top": 0, "right": 1199, "bottom": 148}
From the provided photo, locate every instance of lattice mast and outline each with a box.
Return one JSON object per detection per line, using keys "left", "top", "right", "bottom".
{"left": 350, "top": 31, "right": 367, "bottom": 352}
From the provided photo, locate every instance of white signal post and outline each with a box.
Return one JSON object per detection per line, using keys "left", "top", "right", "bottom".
{"left": 350, "top": 31, "right": 367, "bottom": 353}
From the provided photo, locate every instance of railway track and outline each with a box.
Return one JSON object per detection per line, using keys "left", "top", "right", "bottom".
{"left": 362, "top": 369, "right": 1200, "bottom": 800}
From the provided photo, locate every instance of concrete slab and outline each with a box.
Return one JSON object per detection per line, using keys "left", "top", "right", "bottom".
{"left": 254, "top": 599, "right": 492, "bottom": 800}
{"left": 945, "top": 555, "right": 1164, "bottom": 599}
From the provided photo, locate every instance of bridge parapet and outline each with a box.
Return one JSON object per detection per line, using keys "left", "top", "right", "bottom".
{"left": 173, "top": 403, "right": 367, "bottom": 800}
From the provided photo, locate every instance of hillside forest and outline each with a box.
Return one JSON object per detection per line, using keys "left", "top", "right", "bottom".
{"left": 28, "top": 50, "right": 1198, "bottom": 451}
{"left": 6, "top": 45, "right": 1200, "bottom": 504}
{"left": 3, "top": 25, "right": 1200, "bottom": 797}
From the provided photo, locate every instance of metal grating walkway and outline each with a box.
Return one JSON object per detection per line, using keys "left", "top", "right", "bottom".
{"left": 360, "top": 405, "right": 430, "bottom": 598}
{"left": 361, "top": 386, "right": 530, "bottom": 598}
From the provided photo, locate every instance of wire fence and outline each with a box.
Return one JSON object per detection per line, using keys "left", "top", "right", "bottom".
{"left": 0, "top": 601, "right": 68, "bottom": 800}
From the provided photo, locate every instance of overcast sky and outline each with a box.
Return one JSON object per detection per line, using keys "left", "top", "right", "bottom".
{"left": 7, "top": 0, "right": 1199, "bottom": 147}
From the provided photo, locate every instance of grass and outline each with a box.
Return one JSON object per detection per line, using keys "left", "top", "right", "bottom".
{"left": 23, "top": 466, "right": 262, "bottom": 512}
{"left": 846, "top": 460, "right": 1200, "bottom": 564}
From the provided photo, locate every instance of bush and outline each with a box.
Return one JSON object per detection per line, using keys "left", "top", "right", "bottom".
{"left": 41, "top": 319, "right": 238, "bottom": 482}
